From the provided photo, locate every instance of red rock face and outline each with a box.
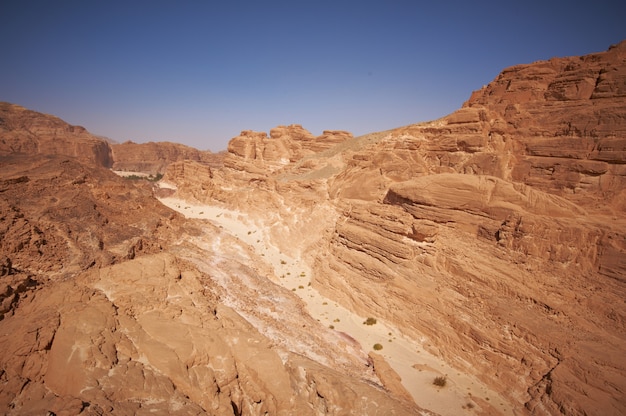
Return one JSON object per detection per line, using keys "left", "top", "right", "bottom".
{"left": 111, "top": 140, "right": 219, "bottom": 174}
{"left": 0, "top": 102, "right": 224, "bottom": 175}
{"left": 314, "top": 41, "right": 626, "bottom": 415}
{"left": 224, "top": 124, "right": 353, "bottom": 174}
{"left": 170, "top": 41, "right": 625, "bottom": 415}
{"left": 0, "top": 102, "right": 114, "bottom": 167}
{"left": 0, "top": 154, "right": 422, "bottom": 415}
{"left": 0, "top": 154, "right": 179, "bottom": 281}
{"left": 463, "top": 41, "right": 626, "bottom": 209}
{"left": 2, "top": 41, "right": 626, "bottom": 416}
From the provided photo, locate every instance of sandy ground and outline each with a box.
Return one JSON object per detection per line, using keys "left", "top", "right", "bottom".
{"left": 112, "top": 170, "right": 154, "bottom": 177}
{"left": 159, "top": 194, "right": 516, "bottom": 415}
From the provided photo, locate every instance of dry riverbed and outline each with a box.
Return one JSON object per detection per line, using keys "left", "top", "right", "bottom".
{"left": 158, "top": 194, "right": 515, "bottom": 416}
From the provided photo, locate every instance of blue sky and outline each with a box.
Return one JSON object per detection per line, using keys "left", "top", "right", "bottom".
{"left": 1, "top": 1, "right": 624, "bottom": 151}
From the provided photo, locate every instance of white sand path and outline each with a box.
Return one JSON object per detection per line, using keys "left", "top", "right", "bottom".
{"left": 159, "top": 195, "right": 516, "bottom": 416}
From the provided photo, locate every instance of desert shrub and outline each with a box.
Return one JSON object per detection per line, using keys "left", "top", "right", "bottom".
{"left": 363, "top": 317, "right": 377, "bottom": 325}
{"left": 433, "top": 376, "right": 447, "bottom": 387}
{"left": 373, "top": 343, "right": 383, "bottom": 351}
{"left": 124, "top": 173, "right": 163, "bottom": 182}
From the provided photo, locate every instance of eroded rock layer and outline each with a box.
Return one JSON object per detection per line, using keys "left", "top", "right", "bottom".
{"left": 2, "top": 40, "right": 626, "bottom": 416}
{"left": 0, "top": 102, "right": 224, "bottom": 175}
{"left": 166, "top": 41, "right": 626, "bottom": 415}
{"left": 0, "top": 103, "right": 113, "bottom": 167}
{"left": 111, "top": 141, "right": 221, "bottom": 174}
{"left": 0, "top": 157, "right": 421, "bottom": 413}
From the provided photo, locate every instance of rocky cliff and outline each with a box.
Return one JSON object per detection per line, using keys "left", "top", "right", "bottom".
{"left": 224, "top": 124, "right": 352, "bottom": 176}
{"left": 111, "top": 141, "right": 222, "bottom": 174}
{"left": 0, "top": 102, "right": 114, "bottom": 167}
{"left": 165, "top": 41, "right": 626, "bottom": 415}
{"left": 0, "top": 102, "right": 224, "bottom": 175}
{"left": 0, "top": 153, "right": 424, "bottom": 414}
{"left": 2, "top": 41, "right": 625, "bottom": 415}
{"left": 318, "top": 41, "right": 626, "bottom": 415}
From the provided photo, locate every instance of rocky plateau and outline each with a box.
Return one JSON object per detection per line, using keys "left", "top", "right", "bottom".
{"left": 1, "top": 41, "right": 625, "bottom": 415}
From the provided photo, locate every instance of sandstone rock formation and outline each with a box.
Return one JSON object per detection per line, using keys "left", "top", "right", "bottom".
{"left": 0, "top": 102, "right": 113, "bottom": 167}
{"left": 316, "top": 41, "right": 626, "bottom": 416}
{"left": 164, "top": 41, "right": 626, "bottom": 415}
{"left": 2, "top": 40, "right": 625, "bottom": 415}
{"left": 111, "top": 140, "right": 222, "bottom": 175}
{"left": 0, "top": 102, "right": 224, "bottom": 175}
{"left": 0, "top": 249, "right": 420, "bottom": 415}
{"left": 0, "top": 128, "right": 422, "bottom": 412}
{"left": 224, "top": 124, "right": 352, "bottom": 175}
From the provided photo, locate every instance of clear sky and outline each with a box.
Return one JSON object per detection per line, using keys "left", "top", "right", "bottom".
{"left": 1, "top": 1, "right": 624, "bottom": 151}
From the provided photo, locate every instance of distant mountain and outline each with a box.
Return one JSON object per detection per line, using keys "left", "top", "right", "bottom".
{"left": 0, "top": 102, "right": 223, "bottom": 174}
{"left": 0, "top": 102, "right": 114, "bottom": 167}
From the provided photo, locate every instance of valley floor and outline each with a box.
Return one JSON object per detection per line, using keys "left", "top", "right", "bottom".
{"left": 158, "top": 194, "right": 516, "bottom": 416}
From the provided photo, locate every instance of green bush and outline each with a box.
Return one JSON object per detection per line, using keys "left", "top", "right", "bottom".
{"left": 123, "top": 173, "right": 163, "bottom": 181}
{"left": 363, "top": 317, "right": 377, "bottom": 325}
{"left": 433, "top": 376, "right": 447, "bottom": 387}
{"left": 373, "top": 343, "right": 383, "bottom": 351}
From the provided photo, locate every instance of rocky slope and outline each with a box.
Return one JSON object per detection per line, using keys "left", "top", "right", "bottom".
{"left": 164, "top": 41, "right": 626, "bottom": 415}
{"left": 111, "top": 141, "right": 222, "bottom": 174}
{"left": 0, "top": 146, "right": 422, "bottom": 411}
{"left": 0, "top": 102, "right": 222, "bottom": 175}
{"left": 1, "top": 249, "right": 419, "bottom": 415}
{"left": 0, "top": 103, "right": 114, "bottom": 167}
{"left": 2, "top": 41, "right": 625, "bottom": 415}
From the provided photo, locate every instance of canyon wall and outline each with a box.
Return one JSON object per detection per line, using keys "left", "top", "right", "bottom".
{"left": 111, "top": 141, "right": 221, "bottom": 174}
{"left": 2, "top": 41, "right": 625, "bottom": 415}
{"left": 0, "top": 102, "right": 223, "bottom": 175}
{"left": 166, "top": 41, "right": 626, "bottom": 415}
{"left": 0, "top": 103, "right": 113, "bottom": 167}
{"left": 0, "top": 154, "right": 423, "bottom": 415}
{"left": 314, "top": 41, "right": 626, "bottom": 415}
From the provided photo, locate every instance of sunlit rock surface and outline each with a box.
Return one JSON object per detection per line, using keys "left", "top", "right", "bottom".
{"left": 1, "top": 41, "right": 625, "bottom": 415}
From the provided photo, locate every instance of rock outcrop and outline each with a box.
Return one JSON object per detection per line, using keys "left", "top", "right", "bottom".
{"left": 165, "top": 41, "right": 626, "bottom": 415}
{"left": 111, "top": 140, "right": 222, "bottom": 174}
{"left": 314, "top": 41, "right": 626, "bottom": 415}
{"left": 0, "top": 102, "right": 225, "bottom": 175}
{"left": 1, "top": 130, "right": 422, "bottom": 413}
{"left": 3, "top": 40, "right": 626, "bottom": 416}
{"left": 0, "top": 250, "right": 420, "bottom": 415}
{"left": 224, "top": 124, "right": 352, "bottom": 175}
{"left": 0, "top": 102, "right": 113, "bottom": 167}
